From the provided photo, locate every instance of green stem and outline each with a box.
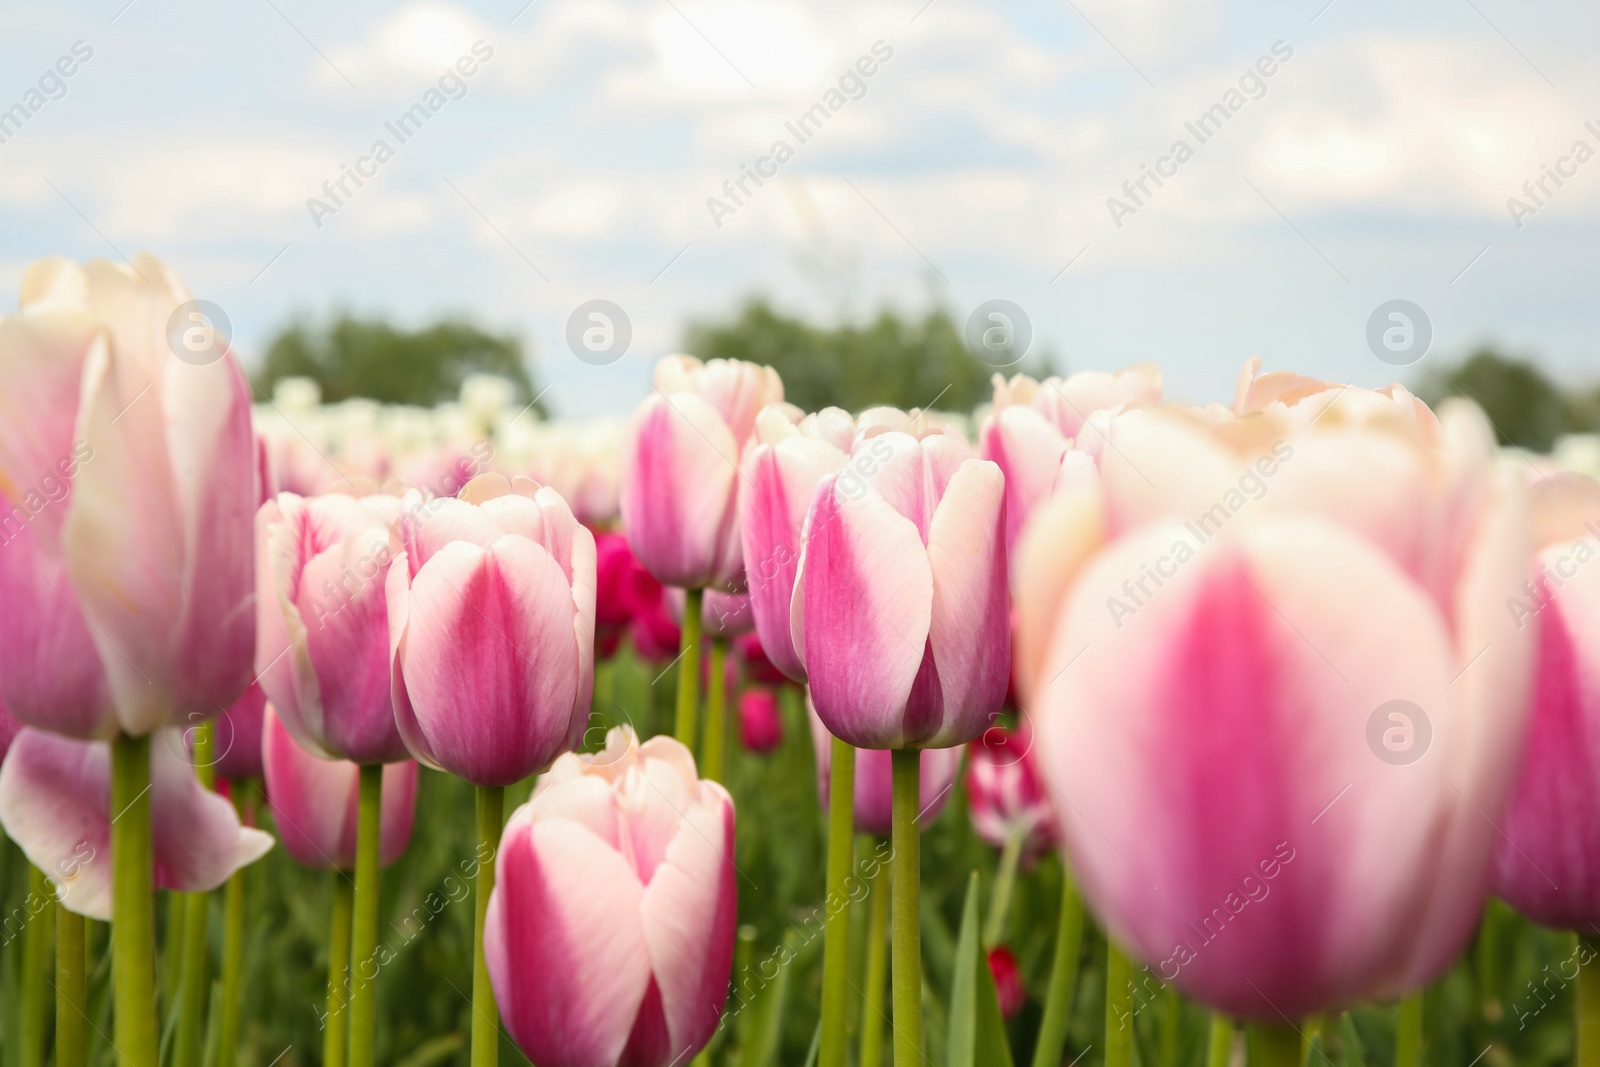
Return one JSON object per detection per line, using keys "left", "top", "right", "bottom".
{"left": 174, "top": 722, "right": 215, "bottom": 1067}
{"left": 347, "top": 764, "right": 383, "bottom": 1067}
{"left": 1580, "top": 935, "right": 1600, "bottom": 1067}
{"left": 474, "top": 785, "right": 505, "bottom": 1067}
{"left": 20, "top": 864, "right": 52, "bottom": 1067}
{"left": 819, "top": 738, "right": 857, "bottom": 1067}
{"left": 890, "top": 749, "right": 923, "bottom": 1066}
{"left": 860, "top": 848, "right": 889, "bottom": 1067}
{"left": 217, "top": 781, "right": 254, "bottom": 1067}
{"left": 1030, "top": 859, "right": 1084, "bottom": 1067}
{"left": 56, "top": 898, "right": 88, "bottom": 1067}
{"left": 1247, "top": 1021, "right": 1302, "bottom": 1066}
{"left": 1395, "top": 990, "right": 1423, "bottom": 1067}
{"left": 703, "top": 637, "right": 728, "bottom": 781}
{"left": 1105, "top": 940, "right": 1133, "bottom": 1067}
{"left": 982, "top": 828, "right": 1024, "bottom": 949}
{"left": 325, "top": 873, "right": 354, "bottom": 1067}
{"left": 112, "top": 731, "right": 159, "bottom": 1067}
{"left": 675, "top": 588, "right": 703, "bottom": 749}
{"left": 1206, "top": 1015, "right": 1234, "bottom": 1067}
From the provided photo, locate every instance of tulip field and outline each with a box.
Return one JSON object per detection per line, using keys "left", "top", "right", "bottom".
{"left": 4, "top": 254, "right": 1600, "bottom": 1067}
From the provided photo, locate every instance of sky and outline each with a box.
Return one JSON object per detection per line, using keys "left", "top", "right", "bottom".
{"left": 0, "top": 0, "right": 1595, "bottom": 417}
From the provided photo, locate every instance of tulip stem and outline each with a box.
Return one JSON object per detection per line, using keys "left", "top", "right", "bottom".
{"left": 217, "top": 780, "right": 255, "bottom": 1067}
{"left": 1247, "top": 1022, "right": 1301, "bottom": 1066}
{"left": 21, "top": 863, "right": 52, "bottom": 1067}
{"left": 1030, "top": 858, "right": 1084, "bottom": 1067}
{"left": 1105, "top": 940, "right": 1133, "bottom": 1067}
{"left": 347, "top": 764, "right": 383, "bottom": 1067}
{"left": 860, "top": 843, "right": 890, "bottom": 1067}
{"left": 1205, "top": 1015, "right": 1234, "bottom": 1067}
{"left": 56, "top": 897, "right": 88, "bottom": 1067}
{"left": 982, "top": 827, "right": 1024, "bottom": 949}
{"left": 111, "top": 731, "right": 159, "bottom": 1067}
{"left": 1580, "top": 936, "right": 1600, "bottom": 1066}
{"left": 675, "top": 588, "right": 703, "bottom": 750}
{"left": 703, "top": 637, "right": 728, "bottom": 781}
{"left": 174, "top": 722, "right": 215, "bottom": 1067}
{"left": 325, "top": 873, "right": 354, "bottom": 1067}
{"left": 890, "top": 749, "right": 923, "bottom": 1065}
{"left": 1395, "top": 990, "right": 1423, "bottom": 1067}
{"left": 474, "top": 785, "right": 505, "bottom": 1067}
{"left": 819, "top": 737, "right": 857, "bottom": 1067}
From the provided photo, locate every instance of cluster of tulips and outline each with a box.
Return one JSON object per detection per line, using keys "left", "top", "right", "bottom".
{"left": 1, "top": 252, "right": 1599, "bottom": 1067}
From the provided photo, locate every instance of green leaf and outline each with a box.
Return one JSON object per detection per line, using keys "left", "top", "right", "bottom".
{"left": 947, "top": 871, "right": 1015, "bottom": 1067}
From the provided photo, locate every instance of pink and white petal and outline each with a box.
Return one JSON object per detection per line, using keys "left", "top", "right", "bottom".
{"left": 377, "top": 760, "right": 419, "bottom": 867}
{"left": 402, "top": 538, "right": 581, "bottom": 785}
{"left": 1032, "top": 516, "right": 1455, "bottom": 1019}
{"left": 850, "top": 432, "right": 931, "bottom": 540}
{"left": 386, "top": 555, "right": 443, "bottom": 772}
{"left": 486, "top": 819, "right": 650, "bottom": 1067}
{"left": 980, "top": 406, "right": 1068, "bottom": 552}
{"left": 802, "top": 476, "right": 933, "bottom": 749}
{"left": 640, "top": 787, "right": 738, "bottom": 1058}
{"left": 619, "top": 394, "right": 740, "bottom": 588}
{"left": 264, "top": 706, "right": 360, "bottom": 869}
{"left": 396, "top": 496, "right": 505, "bottom": 579}
{"left": 924, "top": 460, "right": 1010, "bottom": 746}
{"left": 0, "top": 728, "right": 114, "bottom": 919}
{"left": 565, "top": 523, "right": 598, "bottom": 753}
{"left": 1094, "top": 409, "right": 1253, "bottom": 539}
{"left": 151, "top": 729, "right": 274, "bottom": 893}
{"left": 1010, "top": 485, "right": 1106, "bottom": 708}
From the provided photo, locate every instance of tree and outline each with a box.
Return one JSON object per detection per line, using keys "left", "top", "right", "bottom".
{"left": 1416, "top": 347, "right": 1593, "bottom": 452}
{"left": 253, "top": 314, "right": 541, "bottom": 410}
{"left": 684, "top": 298, "right": 1043, "bottom": 415}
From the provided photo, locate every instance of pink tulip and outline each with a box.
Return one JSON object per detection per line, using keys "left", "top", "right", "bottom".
{"left": 387, "top": 473, "right": 596, "bottom": 787}
{"left": 979, "top": 367, "right": 1161, "bottom": 555}
{"left": 262, "top": 706, "right": 418, "bottom": 869}
{"left": 987, "top": 946, "right": 1026, "bottom": 1021}
{"left": 738, "top": 687, "right": 784, "bottom": 755}
{"left": 1015, "top": 373, "right": 1531, "bottom": 1019}
{"left": 0, "top": 255, "right": 257, "bottom": 737}
{"left": 797, "top": 427, "right": 1010, "bottom": 749}
{"left": 0, "top": 691, "right": 20, "bottom": 763}
{"left": 668, "top": 585, "right": 754, "bottom": 639}
{"left": 966, "top": 724, "right": 1054, "bottom": 865}
{"left": 1493, "top": 472, "right": 1600, "bottom": 928}
{"left": 213, "top": 682, "right": 268, "bottom": 783}
{"left": 0, "top": 726, "right": 273, "bottom": 918}
{"left": 594, "top": 528, "right": 638, "bottom": 658}
{"left": 485, "top": 727, "right": 736, "bottom": 1067}
{"left": 808, "top": 703, "right": 962, "bottom": 836}
{"left": 256, "top": 490, "right": 408, "bottom": 764}
{"left": 733, "top": 632, "right": 787, "bottom": 688}
{"left": 620, "top": 355, "right": 783, "bottom": 590}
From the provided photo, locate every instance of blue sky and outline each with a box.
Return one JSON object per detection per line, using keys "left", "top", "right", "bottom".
{"left": 0, "top": 0, "right": 1594, "bottom": 416}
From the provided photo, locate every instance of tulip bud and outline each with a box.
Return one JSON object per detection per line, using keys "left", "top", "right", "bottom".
{"left": 987, "top": 946, "right": 1026, "bottom": 1021}
{"left": 809, "top": 703, "right": 962, "bottom": 836}
{"left": 262, "top": 706, "right": 418, "bottom": 870}
{"left": 387, "top": 473, "right": 596, "bottom": 787}
{"left": 486, "top": 727, "right": 736, "bottom": 1067}
{"left": 966, "top": 724, "right": 1054, "bottom": 865}
{"left": 738, "top": 687, "right": 784, "bottom": 755}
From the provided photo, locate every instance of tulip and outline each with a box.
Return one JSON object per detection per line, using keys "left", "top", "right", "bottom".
{"left": 734, "top": 631, "right": 788, "bottom": 687}
{"left": 594, "top": 528, "right": 638, "bottom": 659}
{"left": 388, "top": 471, "right": 595, "bottom": 1066}
{"left": 619, "top": 354, "right": 782, "bottom": 590}
{"left": 979, "top": 367, "right": 1161, "bottom": 555}
{"left": 213, "top": 683, "right": 268, "bottom": 784}
{"left": 987, "top": 946, "right": 1026, "bottom": 1021}
{"left": 738, "top": 687, "right": 784, "bottom": 755}
{"left": 966, "top": 724, "right": 1054, "bottom": 863}
{"left": 485, "top": 727, "right": 736, "bottom": 1067}
{"left": 808, "top": 704, "right": 963, "bottom": 837}
{"left": 0, "top": 727, "right": 272, "bottom": 919}
{"left": 1014, "top": 371, "right": 1531, "bottom": 1040}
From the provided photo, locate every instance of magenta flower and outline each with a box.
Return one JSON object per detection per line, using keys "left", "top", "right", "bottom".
{"left": 808, "top": 703, "right": 962, "bottom": 836}
{"left": 485, "top": 728, "right": 736, "bottom": 1067}
{"left": 0, "top": 256, "right": 257, "bottom": 738}
{"left": 387, "top": 473, "right": 596, "bottom": 787}
{"left": 797, "top": 427, "right": 1010, "bottom": 749}
{"left": 738, "top": 687, "right": 784, "bottom": 755}
{"left": 0, "top": 727, "right": 273, "bottom": 918}
{"left": 262, "top": 706, "right": 418, "bottom": 870}
{"left": 620, "top": 355, "right": 783, "bottom": 590}
{"left": 966, "top": 724, "right": 1054, "bottom": 865}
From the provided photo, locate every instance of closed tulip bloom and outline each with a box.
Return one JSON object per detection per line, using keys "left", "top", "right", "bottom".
{"left": 262, "top": 706, "right": 418, "bottom": 870}
{"left": 1493, "top": 472, "right": 1600, "bottom": 927}
{"left": 485, "top": 727, "right": 736, "bottom": 1067}
{"left": 388, "top": 473, "right": 596, "bottom": 787}
{"left": 808, "top": 704, "right": 962, "bottom": 836}
{"left": 1015, "top": 374, "right": 1531, "bottom": 1018}
{"left": 594, "top": 528, "right": 639, "bottom": 658}
{"left": 257, "top": 490, "right": 408, "bottom": 764}
{"left": 213, "top": 682, "right": 268, "bottom": 783}
{"left": 0, "top": 727, "right": 273, "bottom": 918}
{"left": 798, "top": 427, "right": 1010, "bottom": 749}
{"left": 738, "top": 687, "right": 783, "bottom": 755}
{"left": 733, "top": 632, "right": 788, "bottom": 688}
{"left": 966, "top": 725, "right": 1054, "bottom": 864}
{"left": 620, "top": 355, "right": 783, "bottom": 590}
{"left": 668, "top": 586, "right": 754, "bottom": 639}
{"left": 0, "top": 255, "right": 257, "bottom": 737}
{"left": 980, "top": 367, "right": 1161, "bottom": 554}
